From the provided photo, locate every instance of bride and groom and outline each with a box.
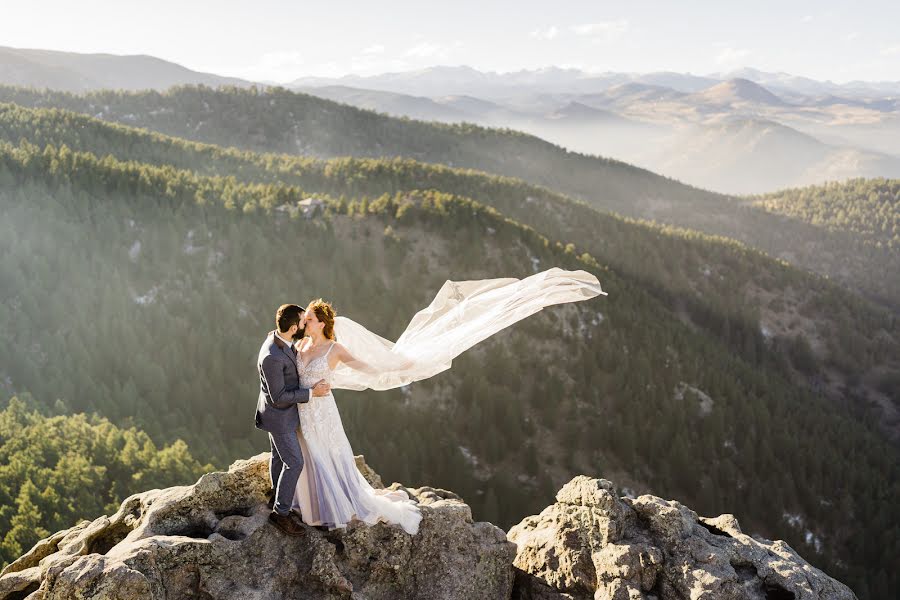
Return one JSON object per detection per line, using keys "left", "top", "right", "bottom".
{"left": 256, "top": 300, "right": 423, "bottom": 538}
{"left": 254, "top": 268, "right": 608, "bottom": 539}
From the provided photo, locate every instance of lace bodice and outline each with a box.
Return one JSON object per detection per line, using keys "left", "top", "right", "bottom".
{"left": 296, "top": 343, "right": 337, "bottom": 434}
{"left": 297, "top": 350, "right": 334, "bottom": 389}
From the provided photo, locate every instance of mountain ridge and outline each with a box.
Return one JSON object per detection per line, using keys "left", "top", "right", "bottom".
{"left": 2, "top": 46, "right": 896, "bottom": 99}
{"left": 0, "top": 45, "right": 257, "bottom": 92}
{"left": 4, "top": 83, "right": 897, "bottom": 315}
{"left": 1, "top": 99, "right": 896, "bottom": 438}
{"left": 289, "top": 64, "right": 900, "bottom": 98}
{"left": 691, "top": 78, "right": 789, "bottom": 106}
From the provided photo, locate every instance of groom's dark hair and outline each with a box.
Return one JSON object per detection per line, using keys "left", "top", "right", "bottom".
{"left": 276, "top": 304, "right": 304, "bottom": 333}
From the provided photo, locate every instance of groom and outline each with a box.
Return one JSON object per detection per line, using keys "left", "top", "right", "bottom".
{"left": 256, "top": 303, "right": 330, "bottom": 536}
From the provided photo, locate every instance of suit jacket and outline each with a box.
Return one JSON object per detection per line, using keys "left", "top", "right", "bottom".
{"left": 255, "top": 331, "right": 311, "bottom": 433}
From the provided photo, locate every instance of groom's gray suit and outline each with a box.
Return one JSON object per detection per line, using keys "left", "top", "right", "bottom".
{"left": 255, "top": 331, "right": 312, "bottom": 516}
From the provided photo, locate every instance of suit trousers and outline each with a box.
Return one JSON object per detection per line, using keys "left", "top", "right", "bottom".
{"left": 268, "top": 430, "right": 304, "bottom": 516}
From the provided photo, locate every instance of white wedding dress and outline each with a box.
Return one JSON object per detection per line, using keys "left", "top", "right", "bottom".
{"left": 291, "top": 343, "right": 423, "bottom": 535}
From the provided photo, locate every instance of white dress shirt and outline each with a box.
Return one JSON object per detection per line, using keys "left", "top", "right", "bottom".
{"left": 275, "top": 331, "right": 295, "bottom": 353}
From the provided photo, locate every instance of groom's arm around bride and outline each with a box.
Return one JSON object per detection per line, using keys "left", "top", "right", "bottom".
{"left": 259, "top": 348, "right": 327, "bottom": 409}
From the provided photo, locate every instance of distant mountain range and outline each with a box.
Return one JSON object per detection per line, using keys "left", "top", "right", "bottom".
{"left": 1, "top": 46, "right": 898, "bottom": 193}
{"left": 288, "top": 64, "right": 900, "bottom": 100}
{"left": 290, "top": 69, "right": 900, "bottom": 194}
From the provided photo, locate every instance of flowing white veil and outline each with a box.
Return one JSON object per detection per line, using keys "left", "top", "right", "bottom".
{"left": 330, "top": 267, "right": 607, "bottom": 391}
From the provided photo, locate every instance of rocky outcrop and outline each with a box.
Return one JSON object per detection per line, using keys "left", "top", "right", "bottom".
{"left": 0, "top": 453, "right": 515, "bottom": 599}
{"left": 0, "top": 461, "right": 857, "bottom": 600}
{"left": 508, "top": 476, "right": 857, "bottom": 600}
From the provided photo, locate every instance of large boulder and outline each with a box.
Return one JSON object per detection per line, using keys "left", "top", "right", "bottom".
{"left": 508, "top": 476, "right": 857, "bottom": 600}
{"left": 0, "top": 453, "right": 515, "bottom": 600}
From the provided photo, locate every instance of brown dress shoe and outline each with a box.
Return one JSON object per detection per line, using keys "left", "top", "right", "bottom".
{"left": 269, "top": 510, "right": 305, "bottom": 536}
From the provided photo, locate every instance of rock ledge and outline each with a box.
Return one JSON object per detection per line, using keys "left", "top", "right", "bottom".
{"left": 0, "top": 462, "right": 857, "bottom": 599}
{"left": 0, "top": 453, "right": 515, "bottom": 599}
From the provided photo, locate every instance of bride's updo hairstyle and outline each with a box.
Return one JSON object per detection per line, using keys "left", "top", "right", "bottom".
{"left": 306, "top": 298, "right": 337, "bottom": 341}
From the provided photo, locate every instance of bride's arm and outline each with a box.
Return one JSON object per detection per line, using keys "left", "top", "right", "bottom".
{"left": 331, "top": 342, "right": 416, "bottom": 373}
{"left": 330, "top": 342, "right": 380, "bottom": 374}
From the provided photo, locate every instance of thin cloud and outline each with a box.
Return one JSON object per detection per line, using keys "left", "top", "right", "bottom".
{"left": 571, "top": 20, "right": 629, "bottom": 42}
{"left": 349, "top": 56, "right": 410, "bottom": 75}
{"left": 405, "top": 40, "right": 463, "bottom": 59}
{"left": 715, "top": 46, "right": 752, "bottom": 65}
{"left": 529, "top": 26, "right": 559, "bottom": 41}
{"left": 258, "top": 51, "right": 306, "bottom": 69}
{"left": 881, "top": 44, "right": 900, "bottom": 56}
{"left": 362, "top": 44, "right": 385, "bottom": 55}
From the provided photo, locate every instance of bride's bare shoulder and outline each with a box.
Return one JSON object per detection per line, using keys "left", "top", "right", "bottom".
{"left": 329, "top": 341, "right": 354, "bottom": 362}
{"left": 322, "top": 341, "right": 343, "bottom": 369}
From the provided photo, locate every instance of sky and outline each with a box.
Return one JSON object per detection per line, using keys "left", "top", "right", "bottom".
{"left": 2, "top": 0, "right": 899, "bottom": 83}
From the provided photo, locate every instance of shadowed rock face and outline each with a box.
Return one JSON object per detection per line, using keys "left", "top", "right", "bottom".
{"left": 0, "top": 453, "right": 516, "bottom": 600}
{"left": 0, "top": 464, "right": 856, "bottom": 600}
{"left": 507, "top": 476, "right": 857, "bottom": 600}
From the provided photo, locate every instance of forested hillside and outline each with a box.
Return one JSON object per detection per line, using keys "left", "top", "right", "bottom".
{"left": 0, "top": 396, "right": 212, "bottom": 564}
{"left": 0, "top": 138, "right": 897, "bottom": 597}
{"left": 1, "top": 102, "right": 896, "bottom": 440}
{"left": 751, "top": 178, "right": 899, "bottom": 249}
{"left": 0, "top": 84, "right": 895, "bottom": 309}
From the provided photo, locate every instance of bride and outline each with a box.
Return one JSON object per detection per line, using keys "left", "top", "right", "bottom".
{"left": 289, "top": 267, "right": 606, "bottom": 536}
{"left": 291, "top": 298, "right": 423, "bottom": 535}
